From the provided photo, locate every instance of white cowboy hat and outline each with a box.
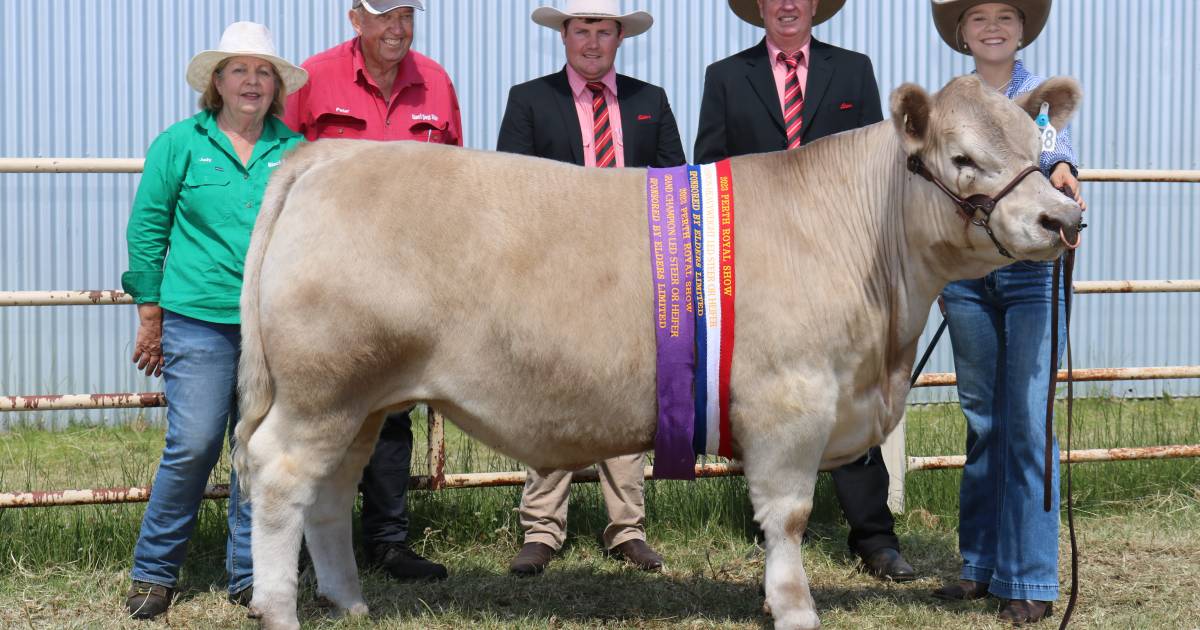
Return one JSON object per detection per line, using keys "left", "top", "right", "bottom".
{"left": 531, "top": 0, "right": 654, "bottom": 38}
{"left": 728, "top": 0, "right": 847, "bottom": 28}
{"left": 185, "top": 21, "right": 308, "bottom": 95}
{"left": 931, "top": 0, "right": 1051, "bottom": 55}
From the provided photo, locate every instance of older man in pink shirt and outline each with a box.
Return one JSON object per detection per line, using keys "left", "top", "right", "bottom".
{"left": 496, "top": 0, "right": 685, "bottom": 577}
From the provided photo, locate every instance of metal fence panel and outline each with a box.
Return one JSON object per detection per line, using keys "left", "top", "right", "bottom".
{"left": 1, "top": 0, "right": 1196, "bottom": 427}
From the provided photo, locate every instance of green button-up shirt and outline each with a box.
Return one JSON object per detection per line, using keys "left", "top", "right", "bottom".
{"left": 122, "top": 110, "right": 304, "bottom": 324}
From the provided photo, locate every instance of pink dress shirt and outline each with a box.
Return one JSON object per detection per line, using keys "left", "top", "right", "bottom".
{"left": 565, "top": 64, "right": 625, "bottom": 168}
{"left": 765, "top": 37, "right": 812, "bottom": 124}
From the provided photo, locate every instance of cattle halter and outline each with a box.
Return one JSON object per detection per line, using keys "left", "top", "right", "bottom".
{"left": 906, "top": 155, "right": 1041, "bottom": 259}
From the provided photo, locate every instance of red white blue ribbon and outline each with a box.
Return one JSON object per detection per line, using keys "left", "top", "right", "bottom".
{"left": 647, "top": 161, "right": 735, "bottom": 477}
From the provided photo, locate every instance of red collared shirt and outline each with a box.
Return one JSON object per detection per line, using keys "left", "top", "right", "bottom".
{"left": 565, "top": 65, "right": 624, "bottom": 168}
{"left": 285, "top": 38, "right": 462, "bottom": 145}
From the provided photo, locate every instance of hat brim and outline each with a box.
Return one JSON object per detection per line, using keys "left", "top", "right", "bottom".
{"left": 531, "top": 7, "right": 654, "bottom": 38}
{"left": 931, "top": 0, "right": 1050, "bottom": 55}
{"left": 185, "top": 50, "right": 309, "bottom": 95}
{"left": 728, "top": 0, "right": 846, "bottom": 28}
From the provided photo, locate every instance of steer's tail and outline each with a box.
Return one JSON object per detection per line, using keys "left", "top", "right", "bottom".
{"left": 233, "top": 142, "right": 323, "bottom": 494}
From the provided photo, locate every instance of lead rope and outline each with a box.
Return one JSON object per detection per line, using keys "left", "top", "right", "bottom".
{"left": 1058, "top": 247, "right": 1078, "bottom": 630}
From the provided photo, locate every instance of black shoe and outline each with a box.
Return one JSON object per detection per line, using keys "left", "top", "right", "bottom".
{"left": 508, "top": 541, "right": 556, "bottom": 576}
{"left": 125, "top": 580, "right": 174, "bottom": 620}
{"left": 860, "top": 547, "right": 916, "bottom": 582}
{"left": 368, "top": 542, "right": 448, "bottom": 581}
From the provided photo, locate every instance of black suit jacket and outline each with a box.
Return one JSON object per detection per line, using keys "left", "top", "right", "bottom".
{"left": 694, "top": 38, "right": 883, "bottom": 163}
{"left": 497, "top": 69, "right": 686, "bottom": 168}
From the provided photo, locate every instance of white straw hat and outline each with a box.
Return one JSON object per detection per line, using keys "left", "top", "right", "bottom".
{"left": 532, "top": 0, "right": 654, "bottom": 38}
{"left": 185, "top": 22, "right": 308, "bottom": 95}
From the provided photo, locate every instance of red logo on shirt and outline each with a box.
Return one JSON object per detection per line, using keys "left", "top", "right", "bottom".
{"left": 637, "top": 114, "right": 652, "bottom": 121}
{"left": 839, "top": 102, "right": 854, "bottom": 110}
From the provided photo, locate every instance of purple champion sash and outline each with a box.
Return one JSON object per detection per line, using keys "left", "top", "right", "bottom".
{"left": 646, "top": 166, "right": 697, "bottom": 480}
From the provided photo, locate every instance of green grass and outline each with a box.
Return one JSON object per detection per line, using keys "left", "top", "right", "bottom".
{"left": 1, "top": 396, "right": 1198, "bottom": 628}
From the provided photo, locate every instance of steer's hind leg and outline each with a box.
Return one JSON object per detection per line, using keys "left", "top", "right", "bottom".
{"left": 304, "top": 411, "right": 387, "bottom": 618}
{"left": 247, "top": 406, "right": 369, "bottom": 630}
{"left": 741, "top": 423, "right": 829, "bottom": 630}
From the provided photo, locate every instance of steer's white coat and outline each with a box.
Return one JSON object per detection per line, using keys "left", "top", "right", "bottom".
{"left": 234, "top": 75, "right": 1082, "bottom": 630}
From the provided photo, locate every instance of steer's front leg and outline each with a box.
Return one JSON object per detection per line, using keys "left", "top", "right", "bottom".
{"left": 739, "top": 413, "right": 829, "bottom": 629}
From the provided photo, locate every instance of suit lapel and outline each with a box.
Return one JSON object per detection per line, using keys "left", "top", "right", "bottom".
{"left": 744, "top": 39, "right": 786, "bottom": 134}
{"left": 616, "top": 74, "right": 639, "bottom": 166}
{"left": 550, "top": 69, "right": 585, "bottom": 165}
{"left": 799, "top": 39, "right": 834, "bottom": 143}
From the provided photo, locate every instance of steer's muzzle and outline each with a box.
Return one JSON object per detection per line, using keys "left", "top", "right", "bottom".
{"left": 1038, "top": 206, "right": 1085, "bottom": 249}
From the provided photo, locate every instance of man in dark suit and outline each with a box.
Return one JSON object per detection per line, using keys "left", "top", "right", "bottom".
{"left": 695, "top": 0, "right": 915, "bottom": 582}
{"left": 496, "top": 0, "right": 684, "bottom": 577}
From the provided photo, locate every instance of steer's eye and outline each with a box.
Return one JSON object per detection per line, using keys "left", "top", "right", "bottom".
{"left": 952, "top": 155, "right": 978, "bottom": 170}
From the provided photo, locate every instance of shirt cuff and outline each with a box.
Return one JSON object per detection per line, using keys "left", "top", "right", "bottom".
{"left": 121, "top": 271, "right": 163, "bottom": 304}
{"left": 1052, "top": 160, "right": 1079, "bottom": 178}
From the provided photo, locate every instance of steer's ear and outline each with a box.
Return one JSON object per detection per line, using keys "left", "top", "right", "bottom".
{"left": 890, "top": 83, "right": 932, "bottom": 153}
{"left": 1015, "top": 77, "right": 1082, "bottom": 131}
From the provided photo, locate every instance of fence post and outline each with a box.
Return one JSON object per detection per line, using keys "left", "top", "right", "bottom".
{"left": 427, "top": 406, "right": 446, "bottom": 490}
{"left": 881, "top": 414, "right": 906, "bottom": 513}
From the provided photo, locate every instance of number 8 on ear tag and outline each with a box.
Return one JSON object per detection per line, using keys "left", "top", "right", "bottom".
{"left": 1036, "top": 102, "right": 1058, "bottom": 152}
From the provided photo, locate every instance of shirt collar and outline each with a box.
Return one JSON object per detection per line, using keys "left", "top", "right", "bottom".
{"left": 971, "top": 59, "right": 1029, "bottom": 98}
{"left": 193, "top": 109, "right": 296, "bottom": 144}
{"left": 766, "top": 35, "right": 811, "bottom": 67}
{"left": 1006, "top": 59, "right": 1029, "bottom": 98}
{"left": 351, "top": 37, "right": 425, "bottom": 95}
{"left": 565, "top": 64, "right": 618, "bottom": 98}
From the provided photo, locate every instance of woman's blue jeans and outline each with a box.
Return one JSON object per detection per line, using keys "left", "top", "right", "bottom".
{"left": 943, "top": 260, "right": 1066, "bottom": 602}
{"left": 129, "top": 311, "right": 252, "bottom": 594}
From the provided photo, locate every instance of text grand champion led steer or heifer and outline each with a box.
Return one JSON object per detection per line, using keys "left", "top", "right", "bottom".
{"left": 233, "top": 74, "right": 1083, "bottom": 630}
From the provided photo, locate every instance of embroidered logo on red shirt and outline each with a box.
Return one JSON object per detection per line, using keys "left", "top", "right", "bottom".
{"left": 839, "top": 102, "right": 854, "bottom": 110}
{"left": 637, "top": 114, "right": 652, "bottom": 121}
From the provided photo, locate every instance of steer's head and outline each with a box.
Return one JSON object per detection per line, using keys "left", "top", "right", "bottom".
{"left": 890, "top": 74, "right": 1083, "bottom": 266}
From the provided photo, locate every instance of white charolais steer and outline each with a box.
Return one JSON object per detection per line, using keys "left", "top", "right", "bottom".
{"left": 233, "top": 74, "right": 1082, "bottom": 630}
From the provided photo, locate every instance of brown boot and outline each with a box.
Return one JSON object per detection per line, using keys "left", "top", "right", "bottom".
{"left": 932, "top": 579, "right": 990, "bottom": 601}
{"left": 998, "top": 599, "right": 1054, "bottom": 625}
{"left": 509, "top": 541, "right": 555, "bottom": 576}
{"left": 610, "top": 539, "right": 664, "bottom": 572}
{"left": 125, "top": 581, "right": 174, "bottom": 620}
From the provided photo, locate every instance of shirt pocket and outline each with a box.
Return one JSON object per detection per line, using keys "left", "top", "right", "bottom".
{"left": 179, "top": 170, "right": 233, "bottom": 225}
{"left": 825, "top": 99, "right": 861, "bottom": 119}
{"left": 409, "top": 120, "right": 450, "bottom": 144}
{"left": 314, "top": 113, "right": 369, "bottom": 139}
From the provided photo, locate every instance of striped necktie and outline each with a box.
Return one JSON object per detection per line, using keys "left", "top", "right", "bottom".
{"left": 587, "top": 81, "right": 616, "bottom": 168}
{"left": 779, "top": 51, "right": 805, "bottom": 149}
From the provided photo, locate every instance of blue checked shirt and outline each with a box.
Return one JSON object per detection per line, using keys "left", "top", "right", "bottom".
{"left": 1003, "top": 60, "right": 1079, "bottom": 176}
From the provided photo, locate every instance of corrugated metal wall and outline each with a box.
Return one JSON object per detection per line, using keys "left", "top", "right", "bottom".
{"left": 2, "top": 0, "right": 1197, "bottom": 426}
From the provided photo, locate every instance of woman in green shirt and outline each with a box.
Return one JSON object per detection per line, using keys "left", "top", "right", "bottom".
{"left": 121, "top": 22, "right": 307, "bottom": 620}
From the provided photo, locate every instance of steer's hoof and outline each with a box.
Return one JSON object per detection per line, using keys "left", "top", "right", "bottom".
{"left": 773, "top": 609, "right": 821, "bottom": 630}
{"left": 259, "top": 615, "right": 301, "bottom": 630}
